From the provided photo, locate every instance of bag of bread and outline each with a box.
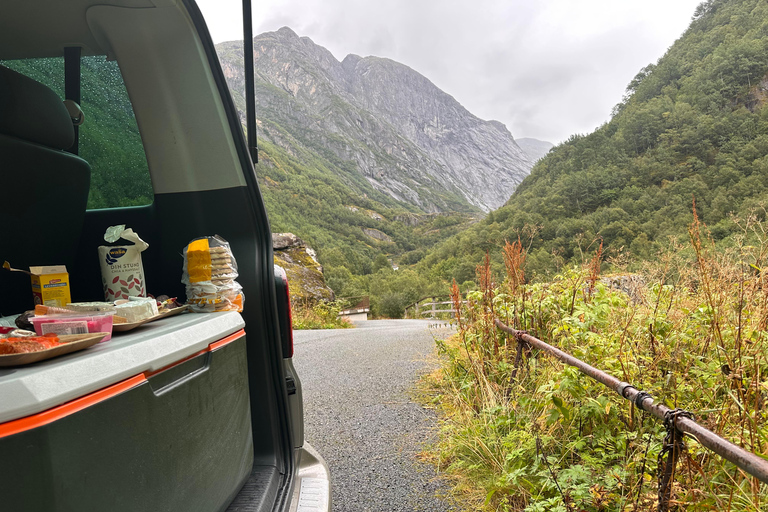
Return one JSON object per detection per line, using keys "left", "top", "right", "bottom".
{"left": 182, "top": 235, "right": 244, "bottom": 313}
{"left": 98, "top": 225, "right": 149, "bottom": 300}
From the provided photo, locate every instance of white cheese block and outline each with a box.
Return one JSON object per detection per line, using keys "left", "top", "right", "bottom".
{"left": 115, "top": 299, "right": 158, "bottom": 323}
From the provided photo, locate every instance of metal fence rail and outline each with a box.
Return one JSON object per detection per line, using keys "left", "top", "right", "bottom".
{"left": 404, "top": 295, "right": 467, "bottom": 319}
{"left": 495, "top": 319, "right": 768, "bottom": 510}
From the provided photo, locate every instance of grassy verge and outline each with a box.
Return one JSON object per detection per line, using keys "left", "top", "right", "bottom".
{"left": 421, "top": 212, "right": 768, "bottom": 511}
{"left": 292, "top": 300, "right": 353, "bottom": 330}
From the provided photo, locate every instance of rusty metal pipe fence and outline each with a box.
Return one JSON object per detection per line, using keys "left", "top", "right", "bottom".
{"left": 494, "top": 319, "right": 768, "bottom": 510}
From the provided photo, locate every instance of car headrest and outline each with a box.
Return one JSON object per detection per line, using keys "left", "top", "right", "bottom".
{"left": 0, "top": 65, "right": 74, "bottom": 150}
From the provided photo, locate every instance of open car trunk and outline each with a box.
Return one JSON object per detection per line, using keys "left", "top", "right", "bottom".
{"left": 0, "top": 1, "right": 309, "bottom": 510}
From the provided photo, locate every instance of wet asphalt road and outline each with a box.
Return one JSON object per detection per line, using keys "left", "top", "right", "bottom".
{"left": 292, "top": 319, "right": 456, "bottom": 512}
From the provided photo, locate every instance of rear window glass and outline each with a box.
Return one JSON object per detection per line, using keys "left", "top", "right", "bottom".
{"left": 79, "top": 56, "right": 152, "bottom": 209}
{"left": 1, "top": 56, "right": 153, "bottom": 209}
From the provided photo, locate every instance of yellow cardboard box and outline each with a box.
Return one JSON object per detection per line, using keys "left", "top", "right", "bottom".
{"left": 30, "top": 266, "right": 71, "bottom": 307}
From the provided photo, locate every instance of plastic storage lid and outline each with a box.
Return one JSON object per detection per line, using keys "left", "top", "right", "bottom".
{"left": 0, "top": 312, "right": 245, "bottom": 424}
{"left": 29, "top": 312, "right": 116, "bottom": 320}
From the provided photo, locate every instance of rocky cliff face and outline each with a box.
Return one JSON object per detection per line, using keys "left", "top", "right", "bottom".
{"left": 217, "top": 27, "right": 532, "bottom": 212}
{"left": 272, "top": 233, "right": 334, "bottom": 303}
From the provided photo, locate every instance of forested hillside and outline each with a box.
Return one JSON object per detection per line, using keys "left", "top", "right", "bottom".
{"left": 256, "top": 137, "right": 478, "bottom": 289}
{"left": 261, "top": 145, "right": 478, "bottom": 312}
{"left": 420, "top": 0, "right": 768, "bottom": 283}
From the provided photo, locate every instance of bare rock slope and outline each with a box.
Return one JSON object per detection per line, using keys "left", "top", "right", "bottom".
{"left": 217, "top": 27, "right": 532, "bottom": 212}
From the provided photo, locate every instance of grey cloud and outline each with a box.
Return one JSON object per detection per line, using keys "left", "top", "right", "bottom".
{"left": 247, "top": 0, "right": 701, "bottom": 143}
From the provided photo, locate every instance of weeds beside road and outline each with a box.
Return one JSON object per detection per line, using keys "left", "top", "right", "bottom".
{"left": 422, "top": 212, "right": 768, "bottom": 511}
{"left": 292, "top": 300, "right": 353, "bottom": 329}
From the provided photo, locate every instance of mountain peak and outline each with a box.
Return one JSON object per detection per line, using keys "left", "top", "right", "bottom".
{"left": 488, "top": 120, "right": 511, "bottom": 135}
{"left": 341, "top": 53, "right": 362, "bottom": 71}
{"left": 515, "top": 138, "right": 554, "bottom": 163}
{"left": 275, "top": 26, "right": 299, "bottom": 39}
{"left": 219, "top": 29, "right": 533, "bottom": 211}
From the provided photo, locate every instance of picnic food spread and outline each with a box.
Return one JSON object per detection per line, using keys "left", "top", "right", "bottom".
{"left": 1, "top": 231, "right": 244, "bottom": 366}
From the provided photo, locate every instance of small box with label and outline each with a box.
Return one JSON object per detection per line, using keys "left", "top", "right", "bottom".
{"left": 29, "top": 312, "right": 115, "bottom": 341}
{"left": 29, "top": 265, "right": 71, "bottom": 307}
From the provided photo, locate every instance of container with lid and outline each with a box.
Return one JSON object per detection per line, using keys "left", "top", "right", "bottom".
{"left": 29, "top": 312, "right": 115, "bottom": 341}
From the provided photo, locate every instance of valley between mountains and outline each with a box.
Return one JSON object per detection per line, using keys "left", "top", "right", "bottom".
{"left": 214, "top": 27, "right": 550, "bottom": 312}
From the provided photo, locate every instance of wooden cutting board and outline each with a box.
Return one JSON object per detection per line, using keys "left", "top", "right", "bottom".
{"left": 112, "top": 305, "right": 189, "bottom": 333}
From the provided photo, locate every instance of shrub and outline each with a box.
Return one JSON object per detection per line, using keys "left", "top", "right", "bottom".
{"left": 292, "top": 300, "right": 353, "bottom": 330}
{"left": 377, "top": 292, "right": 407, "bottom": 319}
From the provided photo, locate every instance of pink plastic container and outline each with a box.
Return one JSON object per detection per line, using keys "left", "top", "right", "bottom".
{"left": 29, "top": 312, "right": 115, "bottom": 341}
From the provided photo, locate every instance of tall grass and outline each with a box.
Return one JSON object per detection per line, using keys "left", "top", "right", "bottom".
{"left": 424, "top": 212, "right": 768, "bottom": 511}
{"left": 291, "top": 300, "right": 353, "bottom": 330}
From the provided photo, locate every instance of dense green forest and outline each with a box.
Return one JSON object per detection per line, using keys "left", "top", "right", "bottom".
{"left": 418, "top": 0, "right": 768, "bottom": 285}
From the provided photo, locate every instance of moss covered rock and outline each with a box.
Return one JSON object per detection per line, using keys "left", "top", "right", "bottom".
{"left": 272, "top": 233, "right": 334, "bottom": 304}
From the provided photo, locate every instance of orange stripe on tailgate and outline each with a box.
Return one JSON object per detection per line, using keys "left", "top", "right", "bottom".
{"left": 209, "top": 329, "right": 245, "bottom": 351}
{"left": 0, "top": 374, "right": 147, "bottom": 439}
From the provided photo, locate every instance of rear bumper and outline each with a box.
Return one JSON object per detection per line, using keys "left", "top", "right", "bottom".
{"left": 227, "top": 442, "right": 330, "bottom": 512}
{"left": 288, "top": 443, "right": 331, "bottom": 512}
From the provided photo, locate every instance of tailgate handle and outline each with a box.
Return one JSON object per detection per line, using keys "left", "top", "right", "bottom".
{"left": 147, "top": 352, "right": 211, "bottom": 396}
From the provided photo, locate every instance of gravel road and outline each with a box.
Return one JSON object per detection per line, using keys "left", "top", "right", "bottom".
{"left": 293, "top": 319, "right": 455, "bottom": 512}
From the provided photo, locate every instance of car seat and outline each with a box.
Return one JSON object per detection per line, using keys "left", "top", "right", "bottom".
{"left": 0, "top": 64, "right": 91, "bottom": 317}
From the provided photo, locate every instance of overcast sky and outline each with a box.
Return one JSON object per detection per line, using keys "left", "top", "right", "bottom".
{"left": 198, "top": 0, "right": 703, "bottom": 145}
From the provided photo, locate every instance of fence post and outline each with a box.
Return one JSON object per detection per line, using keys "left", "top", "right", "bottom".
{"left": 510, "top": 335, "right": 528, "bottom": 383}
{"left": 431, "top": 296, "right": 437, "bottom": 319}
{"left": 658, "top": 409, "right": 693, "bottom": 512}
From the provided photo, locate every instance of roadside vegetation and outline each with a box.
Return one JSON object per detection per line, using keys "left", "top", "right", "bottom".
{"left": 421, "top": 210, "right": 768, "bottom": 511}
{"left": 291, "top": 300, "right": 353, "bottom": 330}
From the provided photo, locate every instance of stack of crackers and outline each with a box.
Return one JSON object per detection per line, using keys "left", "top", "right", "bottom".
{"left": 183, "top": 236, "right": 244, "bottom": 312}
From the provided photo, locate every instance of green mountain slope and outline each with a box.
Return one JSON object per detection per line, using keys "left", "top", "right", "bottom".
{"left": 257, "top": 136, "right": 478, "bottom": 279}
{"left": 421, "top": 0, "right": 768, "bottom": 282}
